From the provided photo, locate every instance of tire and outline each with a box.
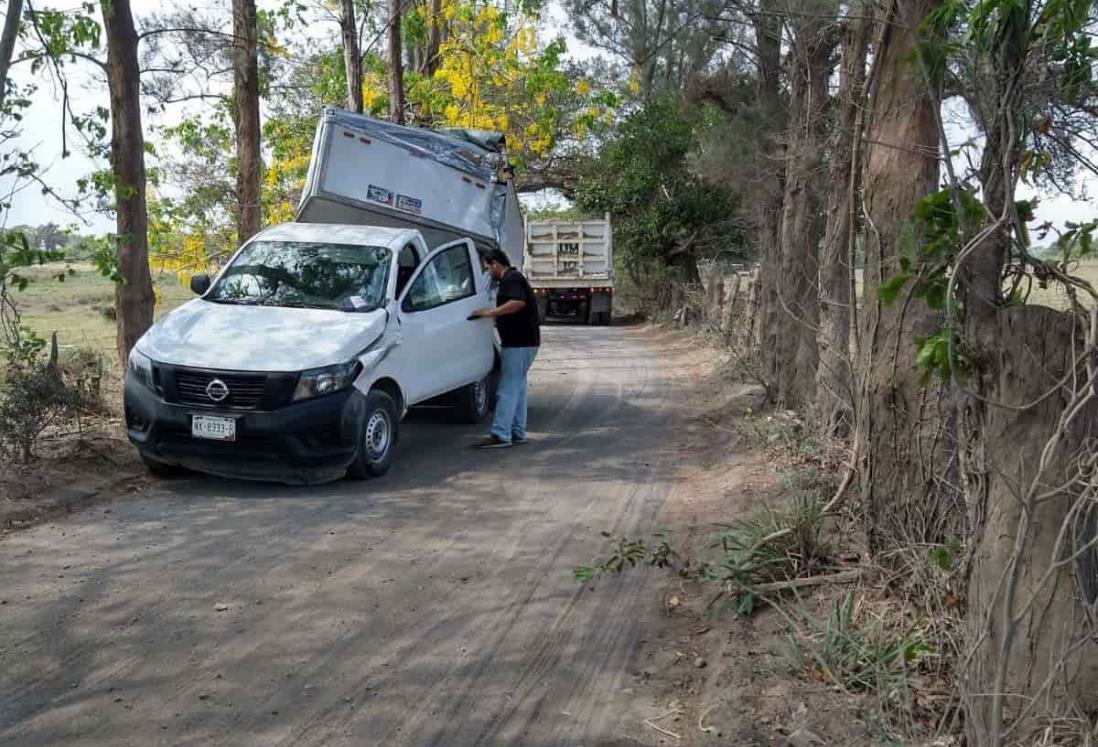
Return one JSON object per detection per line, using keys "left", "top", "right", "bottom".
{"left": 487, "top": 367, "right": 500, "bottom": 413}
{"left": 454, "top": 374, "right": 491, "bottom": 424}
{"left": 347, "top": 390, "right": 398, "bottom": 479}
{"left": 141, "top": 454, "right": 187, "bottom": 478}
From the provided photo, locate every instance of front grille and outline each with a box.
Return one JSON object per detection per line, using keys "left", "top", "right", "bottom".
{"left": 174, "top": 369, "right": 269, "bottom": 410}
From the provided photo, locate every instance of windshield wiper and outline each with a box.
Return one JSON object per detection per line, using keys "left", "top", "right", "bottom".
{"left": 275, "top": 301, "right": 331, "bottom": 310}
{"left": 210, "top": 297, "right": 266, "bottom": 306}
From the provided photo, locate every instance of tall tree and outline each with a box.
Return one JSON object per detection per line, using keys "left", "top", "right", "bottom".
{"left": 388, "top": 0, "right": 404, "bottom": 122}
{"left": 774, "top": 10, "right": 836, "bottom": 409}
{"left": 0, "top": 0, "right": 23, "bottom": 109}
{"left": 425, "top": 0, "right": 442, "bottom": 76}
{"left": 339, "top": 0, "right": 363, "bottom": 113}
{"left": 232, "top": 0, "right": 262, "bottom": 242}
{"left": 816, "top": 0, "right": 871, "bottom": 435}
{"left": 933, "top": 1, "right": 1098, "bottom": 740}
{"left": 751, "top": 0, "right": 786, "bottom": 392}
{"left": 856, "top": 0, "right": 952, "bottom": 555}
{"left": 101, "top": 0, "right": 154, "bottom": 362}
{"left": 566, "top": 0, "right": 728, "bottom": 100}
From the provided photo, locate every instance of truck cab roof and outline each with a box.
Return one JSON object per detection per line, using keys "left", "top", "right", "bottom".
{"left": 251, "top": 222, "right": 423, "bottom": 250}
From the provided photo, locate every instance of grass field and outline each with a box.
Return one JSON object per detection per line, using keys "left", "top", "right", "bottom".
{"left": 854, "top": 259, "right": 1098, "bottom": 310}
{"left": 9, "top": 263, "right": 193, "bottom": 372}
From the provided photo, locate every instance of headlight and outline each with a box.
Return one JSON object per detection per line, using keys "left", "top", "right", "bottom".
{"left": 127, "top": 348, "right": 154, "bottom": 389}
{"left": 292, "top": 361, "right": 361, "bottom": 401}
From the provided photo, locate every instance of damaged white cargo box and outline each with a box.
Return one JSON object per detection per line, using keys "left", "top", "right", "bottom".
{"left": 296, "top": 107, "right": 525, "bottom": 269}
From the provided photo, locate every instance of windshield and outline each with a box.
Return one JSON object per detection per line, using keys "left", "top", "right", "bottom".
{"left": 208, "top": 241, "right": 391, "bottom": 312}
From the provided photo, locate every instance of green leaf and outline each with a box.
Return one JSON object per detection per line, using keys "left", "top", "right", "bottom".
{"left": 573, "top": 565, "right": 597, "bottom": 583}
{"left": 932, "top": 546, "right": 952, "bottom": 572}
{"left": 878, "top": 273, "right": 911, "bottom": 305}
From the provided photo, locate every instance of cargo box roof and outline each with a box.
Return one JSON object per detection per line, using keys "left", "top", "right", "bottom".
{"left": 324, "top": 107, "right": 505, "bottom": 182}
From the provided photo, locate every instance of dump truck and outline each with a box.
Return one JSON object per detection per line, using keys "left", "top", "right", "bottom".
{"left": 524, "top": 214, "right": 613, "bottom": 325}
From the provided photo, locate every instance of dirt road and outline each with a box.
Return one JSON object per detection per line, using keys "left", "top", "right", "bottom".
{"left": 0, "top": 324, "right": 699, "bottom": 747}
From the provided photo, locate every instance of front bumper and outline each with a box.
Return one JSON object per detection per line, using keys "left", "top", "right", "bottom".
{"left": 124, "top": 376, "right": 364, "bottom": 484}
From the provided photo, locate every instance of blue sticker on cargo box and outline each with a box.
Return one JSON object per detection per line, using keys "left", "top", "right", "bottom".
{"left": 397, "top": 194, "right": 422, "bottom": 214}
{"left": 367, "top": 185, "right": 393, "bottom": 205}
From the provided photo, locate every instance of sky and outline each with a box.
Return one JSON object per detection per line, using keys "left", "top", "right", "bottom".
{"left": 3, "top": 1, "right": 1094, "bottom": 238}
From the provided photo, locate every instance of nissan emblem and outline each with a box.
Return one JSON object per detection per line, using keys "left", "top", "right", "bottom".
{"left": 206, "top": 378, "right": 230, "bottom": 402}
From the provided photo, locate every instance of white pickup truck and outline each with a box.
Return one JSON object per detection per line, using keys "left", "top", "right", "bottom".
{"left": 525, "top": 214, "right": 613, "bottom": 325}
{"left": 124, "top": 109, "right": 524, "bottom": 484}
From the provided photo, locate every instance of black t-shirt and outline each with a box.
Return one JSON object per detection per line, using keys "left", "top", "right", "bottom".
{"left": 496, "top": 268, "right": 540, "bottom": 348}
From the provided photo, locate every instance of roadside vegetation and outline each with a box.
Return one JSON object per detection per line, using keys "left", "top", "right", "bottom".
{"left": 4, "top": 0, "right": 1098, "bottom": 744}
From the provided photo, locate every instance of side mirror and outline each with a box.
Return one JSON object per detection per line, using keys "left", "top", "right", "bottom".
{"left": 190, "top": 273, "right": 211, "bottom": 296}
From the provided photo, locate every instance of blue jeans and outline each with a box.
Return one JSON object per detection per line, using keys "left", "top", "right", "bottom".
{"left": 491, "top": 346, "right": 539, "bottom": 442}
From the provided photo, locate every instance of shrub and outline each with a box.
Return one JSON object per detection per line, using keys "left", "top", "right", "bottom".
{"left": 0, "top": 330, "right": 84, "bottom": 462}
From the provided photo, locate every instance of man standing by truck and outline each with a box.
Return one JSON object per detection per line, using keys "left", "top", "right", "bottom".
{"left": 471, "top": 249, "right": 540, "bottom": 449}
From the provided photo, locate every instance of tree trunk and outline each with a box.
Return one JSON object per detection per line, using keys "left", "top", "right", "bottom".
{"left": 751, "top": 0, "right": 785, "bottom": 396}
{"left": 856, "top": 0, "right": 956, "bottom": 555}
{"left": 232, "top": 0, "right": 261, "bottom": 244}
{"left": 0, "top": 0, "right": 24, "bottom": 109}
{"left": 816, "top": 1, "right": 871, "bottom": 436}
{"left": 775, "top": 15, "right": 835, "bottom": 409}
{"left": 100, "top": 0, "right": 154, "bottom": 363}
{"left": 425, "top": 0, "right": 442, "bottom": 76}
{"left": 388, "top": 0, "right": 404, "bottom": 123}
{"left": 340, "top": 0, "right": 363, "bottom": 113}
{"left": 960, "top": 13, "right": 1098, "bottom": 741}
{"left": 961, "top": 308, "right": 1098, "bottom": 744}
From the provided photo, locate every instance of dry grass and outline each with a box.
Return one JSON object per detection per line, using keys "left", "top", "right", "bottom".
{"left": 10, "top": 263, "right": 192, "bottom": 373}
{"left": 855, "top": 261, "right": 1098, "bottom": 311}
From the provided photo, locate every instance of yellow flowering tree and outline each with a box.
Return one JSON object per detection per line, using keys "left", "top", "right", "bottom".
{"left": 386, "top": 0, "right": 614, "bottom": 168}
{"left": 151, "top": 0, "right": 615, "bottom": 281}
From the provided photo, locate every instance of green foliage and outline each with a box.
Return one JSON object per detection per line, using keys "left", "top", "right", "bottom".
{"left": 877, "top": 189, "right": 981, "bottom": 382}
{"left": 786, "top": 592, "right": 933, "bottom": 694}
{"left": 915, "top": 328, "right": 966, "bottom": 382}
{"left": 0, "top": 230, "right": 69, "bottom": 291}
{"left": 881, "top": 188, "right": 981, "bottom": 308}
{"left": 572, "top": 531, "right": 678, "bottom": 584}
{"left": 575, "top": 99, "right": 744, "bottom": 277}
{"left": 701, "top": 468, "right": 833, "bottom": 615}
{"left": 574, "top": 464, "right": 835, "bottom": 617}
{"left": 931, "top": 538, "right": 964, "bottom": 572}
{"left": 27, "top": 5, "right": 101, "bottom": 72}
{"left": 0, "top": 329, "right": 84, "bottom": 463}
{"left": 1051, "top": 219, "right": 1098, "bottom": 263}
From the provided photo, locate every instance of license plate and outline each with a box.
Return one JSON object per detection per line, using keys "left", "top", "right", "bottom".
{"left": 192, "top": 415, "right": 237, "bottom": 442}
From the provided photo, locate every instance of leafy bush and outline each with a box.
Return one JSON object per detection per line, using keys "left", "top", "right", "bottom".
{"left": 0, "top": 330, "right": 84, "bottom": 463}
{"left": 575, "top": 98, "right": 746, "bottom": 288}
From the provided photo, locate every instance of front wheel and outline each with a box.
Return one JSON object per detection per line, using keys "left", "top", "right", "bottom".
{"left": 347, "top": 390, "right": 398, "bottom": 479}
{"left": 141, "top": 454, "right": 188, "bottom": 478}
{"left": 454, "top": 374, "right": 491, "bottom": 424}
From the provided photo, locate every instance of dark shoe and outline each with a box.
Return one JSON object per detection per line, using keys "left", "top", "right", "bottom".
{"left": 474, "top": 435, "right": 513, "bottom": 449}
{"left": 512, "top": 435, "right": 529, "bottom": 445}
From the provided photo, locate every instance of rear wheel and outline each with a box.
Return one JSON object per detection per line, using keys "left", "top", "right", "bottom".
{"left": 347, "top": 390, "right": 397, "bottom": 479}
{"left": 454, "top": 374, "right": 491, "bottom": 424}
